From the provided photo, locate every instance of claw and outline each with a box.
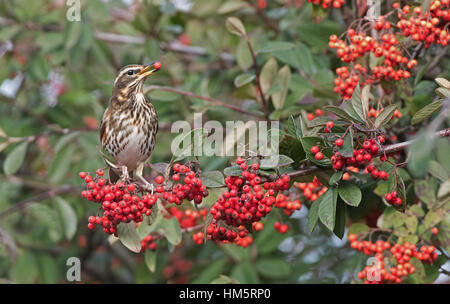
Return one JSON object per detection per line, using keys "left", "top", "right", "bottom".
{"left": 136, "top": 163, "right": 154, "bottom": 194}
{"left": 121, "top": 165, "right": 130, "bottom": 182}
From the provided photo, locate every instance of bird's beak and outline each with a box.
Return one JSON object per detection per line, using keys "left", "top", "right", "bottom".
{"left": 137, "top": 61, "right": 160, "bottom": 78}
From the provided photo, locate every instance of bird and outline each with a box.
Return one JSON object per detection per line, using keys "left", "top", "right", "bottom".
{"left": 100, "top": 61, "right": 161, "bottom": 190}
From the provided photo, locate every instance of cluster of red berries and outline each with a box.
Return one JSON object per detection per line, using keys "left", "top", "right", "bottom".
{"left": 297, "top": 176, "right": 328, "bottom": 202}
{"left": 165, "top": 207, "right": 207, "bottom": 245}
{"left": 81, "top": 169, "right": 157, "bottom": 236}
{"left": 329, "top": 29, "right": 415, "bottom": 98}
{"left": 385, "top": 191, "right": 402, "bottom": 207}
{"left": 307, "top": 109, "right": 323, "bottom": 121}
{"left": 368, "top": 107, "right": 402, "bottom": 119}
{"left": 348, "top": 234, "right": 439, "bottom": 284}
{"left": 141, "top": 235, "right": 157, "bottom": 252}
{"left": 274, "top": 194, "right": 302, "bottom": 216}
{"left": 395, "top": 1, "right": 449, "bottom": 48}
{"left": 310, "top": 145, "right": 325, "bottom": 161}
{"left": 156, "top": 164, "right": 209, "bottom": 205}
{"left": 166, "top": 206, "right": 207, "bottom": 229}
{"left": 274, "top": 221, "right": 290, "bottom": 234}
{"left": 192, "top": 231, "right": 204, "bottom": 245}
{"left": 307, "top": 0, "right": 344, "bottom": 9}
{"left": 206, "top": 158, "right": 290, "bottom": 244}
{"left": 329, "top": 136, "right": 390, "bottom": 182}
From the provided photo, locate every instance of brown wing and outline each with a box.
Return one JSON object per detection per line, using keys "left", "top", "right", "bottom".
{"left": 100, "top": 106, "right": 111, "bottom": 148}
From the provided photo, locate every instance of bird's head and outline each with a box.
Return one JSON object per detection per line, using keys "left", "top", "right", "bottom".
{"left": 112, "top": 61, "right": 161, "bottom": 100}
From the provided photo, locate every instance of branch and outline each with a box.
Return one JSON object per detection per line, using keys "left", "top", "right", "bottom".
{"left": 94, "top": 32, "right": 234, "bottom": 62}
{"left": 144, "top": 85, "right": 265, "bottom": 118}
{"left": 286, "top": 128, "right": 450, "bottom": 179}
{"left": 0, "top": 185, "right": 80, "bottom": 221}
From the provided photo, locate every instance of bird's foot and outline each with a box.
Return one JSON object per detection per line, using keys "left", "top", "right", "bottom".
{"left": 138, "top": 176, "right": 154, "bottom": 194}
{"left": 120, "top": 166, "right": 131, "bottom": 182}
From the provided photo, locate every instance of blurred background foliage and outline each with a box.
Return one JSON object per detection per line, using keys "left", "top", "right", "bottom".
{"left": 0, "top": 0, "right": 448, "bottom": 283}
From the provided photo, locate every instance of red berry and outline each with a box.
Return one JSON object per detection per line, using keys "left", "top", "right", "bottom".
{"left": 335, "top": 138, "right": 344, "bottom": 147}
{"left": 315, "top": 152, "right": 324, "bottom": 160}
{"left": 326, "top": 121, "right": 334, "bottom": 129}
{"left": 79, "top": 172, "right": 87, "bottom": 179}
{"left": 307, "top": 113, "right": 315, "bottom": 121}
{"left": 311, "top": 146, "right": 320, "bottom": 154}
{"left": 155, "top": 176, "right": 164, "bottom": 184}
{"left": 153, "top": 61, "right": 162, "bottom": 69}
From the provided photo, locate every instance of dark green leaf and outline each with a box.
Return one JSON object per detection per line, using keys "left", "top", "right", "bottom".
{"left": 255, "top": 258, "right": 291, "bottom": 278}
{"left": 117, "top": 222, "right": 142, "bottom": 253}
{"left": 333, "top": 201, "right": 346, "bottom": 239}
{"left": 3, "top": 141, "right": 28, "bottom": 175}
{"left": 338, "top": 182, "right": 362, "bottom": 207}
{"left": 374, "top": 104, "right": 397, "bottom": 129}
{"left": 411, "top": 100, "right": 442, "bottom": 125}
{"left": 144, "top": 249, "right": 157, "bottom": 272}
{"left": 318, "top": 188, "right": 338, "bottom": 231}
{"left": 200, "top": 171, "right": 225, "bottom": 188}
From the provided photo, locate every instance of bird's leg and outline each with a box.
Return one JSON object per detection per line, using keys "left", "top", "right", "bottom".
{"left": 121, "top": 165, "right": 130, "bottom": 182}
{"left": 136, "top": 163, "right": 154, "bottom": 194}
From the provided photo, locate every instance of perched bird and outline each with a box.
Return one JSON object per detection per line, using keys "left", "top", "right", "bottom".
{"left": 100, "top": 61, "right": 161, "bottom": 188}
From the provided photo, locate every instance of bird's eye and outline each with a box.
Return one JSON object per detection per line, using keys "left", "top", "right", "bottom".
{"left": 127, "top": 70, "right": 134, "bottom": 75}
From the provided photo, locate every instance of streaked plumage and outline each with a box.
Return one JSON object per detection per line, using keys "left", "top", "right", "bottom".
{"left": 100, "top": 64, "right": 159, "bottom": 179}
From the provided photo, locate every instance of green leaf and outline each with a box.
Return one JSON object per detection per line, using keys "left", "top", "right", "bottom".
{"left": 217, "top": 1, "right": 248, "bottom": 14}
{"left": 278, "top": 133, "right": 305, "bottom": 167}
{"left": 338, "top": 182, "right": 362, "bottom": 207}
{"left": 424, "top": 209, "right": 446, "bottom": 229}
{"left": 48, "top": 144, "right": 76, "bottom": 184}
{"left": 225, "top": 17, "right": 246, "bottom": 37}
{"left": 54, "top": 197, "right": 77, "bottom": 240}
{"left": 318, "top": 188, "right": 338, "bottom": 231}
{"left": 324, "top": 105, "right": 355, "bottom": 122}
{"left": 347, "top": 223, "right": 370, "bottom": 238}
{"left": 54, "top": 131, "right": 81, "bottom": 154}
{"left": 200, "top": 171, "right": 225, "bottom": 188}
{"left": 333, "top": 201, "right": 346, "bottom": 239}
{"left": 374, "top": 104, "right": 397, "bottom": 129}
{"left": 223, "top": 165, "right": 243, "bottom": 176}
{"left": 210, "top": 274, "right": 239, "bottom": 284}
{"left": 404, "top": 216, "right": 418, "bottom": 234}
{"left": 3, "top": 141, "right": 28, "bottom": 175}
{"left": 230, "top": 262, "right": 259, "bottom": 284}
{"left": 260, "top": 58, "right": 278, "bottom": 96}
{"left": 271, "top": 65, "right": 291, "bottom": 109}
{"left": 117, "top": 222, "right": 142, "bottom": 253}
{"left": 414, "top": 179, "right": 436, "bottom": 206}
{"left": 64, "top": 21, "right": 82, "bottom": 50}
{"left": 408, "top": 131, "right": 433, "bottom": 178}
{"left": 163, "top": 217, "right": 182, "bottom": 245}
{"left": 337, "top": 128, "right": 354, "bottom": 158}
{"left": 144, "top": 249, "right": 157, "bottom": 273}
{"left": 351, "top": 84, "right": 368, "bottom": 124}
{"left": 428, "top": 160, "right": 448, "bottom": 182}
{"left": 435, "top": 88, "right": 450, "bottom": 98}
{"left": 411, "top": 100, "right": 442, "bottom": 125}
{"left": 258, "top": 41, "right": 296, "bottom": 53}
{"left": 329, "top": 171, "right": 343, "bottom": 185}
{"left": 234, "top": 73, "right": 255, "bottom": 88}
{"left": 435, "top": 77, "right": 450, "bottom": 89}
{"left": 308, "top": 198, "right": 321, "bottom": 232}
{"left": 260, "top": 154, "right": 294, "bottom": 169}
{"left": 255, "top": 258, "right": 291, "bottom": 279}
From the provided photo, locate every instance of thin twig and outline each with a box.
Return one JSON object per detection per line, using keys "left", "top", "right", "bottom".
{"left": 0, "top": 185, "right": 80, "bottom": 220}
{"left": 144, "top": 85, "right": 265, "bottom": 118}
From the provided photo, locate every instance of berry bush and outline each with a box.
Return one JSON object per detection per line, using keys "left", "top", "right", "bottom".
{"left": 0, "top": 0, "right": 449, "bottom": 284}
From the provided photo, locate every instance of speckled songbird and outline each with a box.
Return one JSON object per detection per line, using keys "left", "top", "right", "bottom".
{"left": 100, "top": 61, "right": 160, "bottom": 186}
